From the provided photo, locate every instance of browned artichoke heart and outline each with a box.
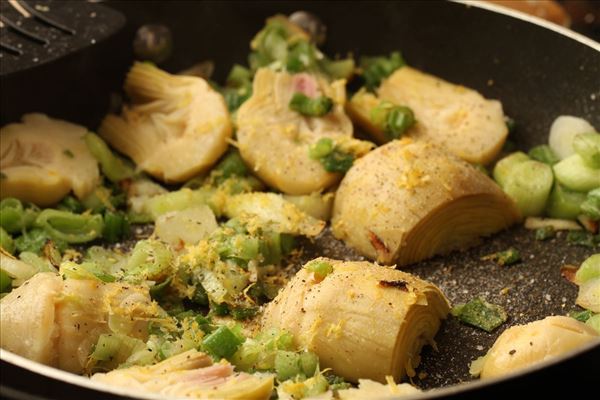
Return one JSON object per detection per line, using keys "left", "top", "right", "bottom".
{"left": 91, "top": 350, "right": 274, "bottom": 400}
{"left": 0, "top": 273, "right": 160, "bottom": 373}
{"left": 348, "top": 67, "right": 508, "bottom": 165}
{"left": 261, "top": 258, "right": 450, "bottom": 383}
{"left": 332, "top": 138, "right": 520, "bottom": 266}
{"left": 99, "top": 62, "right": 232, "bottom": 183}
{"left": 0, "top": 114, "right": 100, "bottom": 206}
{"left": 236, "top": 68, "right": 371, "bottom": 195}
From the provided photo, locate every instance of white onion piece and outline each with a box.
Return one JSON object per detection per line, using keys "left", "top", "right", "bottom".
{"left": 549, "top": 116, "right": 596, "bottom": 160}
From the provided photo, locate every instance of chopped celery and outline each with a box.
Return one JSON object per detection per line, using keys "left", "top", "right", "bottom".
{"left": 492, "top": 152, "right": 530, "bottom": 188}
{"left": 581, "top": 188, "right": 600, "bottom": 220}
{"left": 286, "top": 40, "right": 317, "bottom": 72}
{"left": 0, "top": 227, "right": 15, "bottom": 254}
{"left": 202, "top": 325, "right": 244, "bottom": 359}
{"left": 309, "top": 138, "right": 334, "bottom": 159}
{"left": 35, "top": 209, "right": 104, "bottom": 244}
{"left": 501, "top": 160, "right": 554, "bottom": 217}
{"left": 320, "top": 150, "right": 354, "bottom": 173}
{"left": 0, "top": 269, "right": 12, "bottom": 293}
{"left": 482, "top": 248, "right": 521, "bottom": 266}
{"left": 226, "top": 64, "right": 252, "bottom": 88}
{"left": 586, "top": 314, "right": 600, "bottom": 334}
{"left": 575, "top": 254, "right": 600, "bottom": 284}
{"left": 289, "top": 92, "right": 334, "bottom": 117}
{"left": 573, "top": 132, "right": 600, "bottom": 168}
{"left": 370, "top": 101, "right": 415, "bottom": 140}
{"left": 15, "top": 228, "right": 67, "bottom": 255}
{"left": 125, "top": 239, "right": 173, "bottom": 282}
{"left": 19, "top": 252, "right": 56, "bottom": 273}
{"left": 569, "top": 309, "right": 593, "bottom": 322}
{"left": 0, "top": 198, "right": 39, "bottom": 233}
{"left": 84, "top": 133, "right": 134, "bottom": 183}
{"left": 209, "top": 150, "right": 249, "bottom": 186}
{"left": 320, "top": 58, "right": 355, "bottom": 80}
{"left": 81, "top": 186, "right": 116, "bottom": 213}
{"left": 528, "top": 145, "right": 560, "bottom": 165}
{"left": 545, "top": 183, "right": 586, "bottom": 219}
{"left": 88, "top": 333, "right": 146, "bottom": 371}
{"left": 274, "top": 350, "right": 302, "bottom": 380}
{"left": 360, "top": 51, "right": 405, "bottom": 91}
{"left": 452, "top": 297, "right": 508, "bottom": 332}
{"left": 553, "top": 154, "right": 600, "bottom": 192}
{"left": 299, "top": 351, "right": 319, "bottom": 377}
{"left": 305, "top": 259, "right": 333, "bottom": 280}
{"left": 145, "top": 188, "right": 215, "bottom": 219}
{"left": 231, "top": 328, "right": 294, "bottom": 372}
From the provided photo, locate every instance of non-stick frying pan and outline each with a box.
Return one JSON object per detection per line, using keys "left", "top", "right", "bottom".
{"left": 0, "top": 1, "right": 599, "bottom": 399}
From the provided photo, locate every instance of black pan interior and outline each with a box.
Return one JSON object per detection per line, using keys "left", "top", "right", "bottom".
{"left": 1, "top": 1, "right": 599, "bottom": 399}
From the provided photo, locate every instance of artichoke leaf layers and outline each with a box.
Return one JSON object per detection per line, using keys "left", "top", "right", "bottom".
{"left": 261, "top": 258, "right": 450, "bottom": 382}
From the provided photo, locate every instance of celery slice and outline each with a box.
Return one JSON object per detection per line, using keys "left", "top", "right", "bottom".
{"left": 545, "top": 183, "right": 586, "bottom": 219}
{"left": 492, "top": 152, "right": 529, "bottom": 188}
{"left": 502, "top": 160, "right": 554, "bottom": 217}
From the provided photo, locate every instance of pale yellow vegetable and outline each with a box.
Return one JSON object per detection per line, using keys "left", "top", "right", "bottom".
{"left": 577, "top": 278, "right": 600, "bottom": 313}
{"left": 91, "top": 350, "right": 274, "bottom": 400}
{"left": 346, "top": 89, "right": 389, "bottom": 143}
{"left": 549, "top": 115, "right": 597, "bottom": 160}
{"left": 283, "top": 192, "right": 334, "bottom": 221}
{"left": 0, "top": 273, "right": 160, "bottom": 374}
{"left": 236, "top": 68, "right": 369, "bottom": 194}
{"left": 337, "top": 377, "right": 420, "bottom": 399}
{"left": 261, "top": 258, "right": 450, "bottom": 383}
{"left": 154, "top": 206, "right": 219, "bottom": 248}
{"left": 0, "top": 114, "right": 100, "bottom": 205}
{"left": 471, "top": 316, "right": 599, "bottom": 379}
{"left": 377, "top": 67, "right": 508, "bottom": 165}
{"left": 99, "top": 62, "right": 232, "bottom": 183}
{"left": 332, "top": 139, "right": 520, "bottom": 266}
{"left": 223, "top": 192, "right": 326, "bottom": 237}
{"left": 0, "top": 249, "right": 43, "bottom": 286}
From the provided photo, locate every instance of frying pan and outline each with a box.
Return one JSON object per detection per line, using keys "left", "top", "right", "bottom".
{"left": 1, "top": 1, "right": 599, "bottom": 399}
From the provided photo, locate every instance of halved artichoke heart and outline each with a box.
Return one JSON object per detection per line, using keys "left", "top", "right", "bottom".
{"left": 236, "top": 68, "right": 365, "bottom": 195}
{"left": 0, "top": 113, "right": 100, "bottom": 206}
{"left": 0, "top": 272, "right": 160, "bottom": 373}
{"left": 100, "top": 62, "right": 232, "bottom": 183}
{"left": 332, "top": 138, "right": 520, "bottom": 266}
{"left": 92, "top": 350, "right": 274, "bottom": 400}
{"left": 471, "top": 316, "right": 599, "bottom": 379}
{"left": 261, "top": 258, "right": 450, "bottom": 383}
{"left": 377, "top": 67, "right": 508, "bottom": 165}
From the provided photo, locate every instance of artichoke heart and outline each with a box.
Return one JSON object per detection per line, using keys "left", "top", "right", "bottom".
{"left": 0, "top": 114, "right": 100, "bottom": 206}
{"left": 377, "top": 67, "right": 508, "bottom": 165}
{"left": 91, "top": 349, "right": 274, "bottom": 400}
{"left": 99, "top": 62, "right": 232, "bottom": 183}
{"left": 261, "top": 258, "right": 450, "bottom": 383}
{"left": 237, "top": 68, "right": 365, "bottom": 195}
{"left": 0, "top": 272, "right": 160, "bottom": 373}
{"left": 472, "top": 316, "right": 599, "bottom": 379}
{"left": 332, "top": 138, "right": 520, "bottom": 266}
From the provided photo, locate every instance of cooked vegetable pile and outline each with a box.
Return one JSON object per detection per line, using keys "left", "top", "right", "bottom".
{"left": 0, "top": 13, "right": 599, "bottom": 400}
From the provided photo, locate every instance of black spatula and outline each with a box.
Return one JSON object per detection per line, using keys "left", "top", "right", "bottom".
{"left": 0, "top": 0, "right": 124, "bottom": 76}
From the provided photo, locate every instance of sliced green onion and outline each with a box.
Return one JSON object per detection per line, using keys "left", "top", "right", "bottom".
{"left": 57, "top": 195, "right": 84, "bottom": 213}
{"left": 573, "top": 132, "right": 600, "bottom": 168}
{"left": 528, "top": 145, "right": 560, "bottom": 165}
{"left": 84, "top": 133, "right": 135, "bottom": 183}
{"left": 451, "top": 297, "right": 508, "bottom": 332}
{"left": 202, "top": 325, "right": 244, "bottom": 360}
{"left": 102, "top": 211, "right": 129, "bottom": 243}
{"left": 305, "top": 259, "right": 333, "bottom": 281}
{"left": 553, "top": 154, "right": 600, "bottom": 192}
{"left": 210, "top": 150, "right": 249, "bottom": 186}
{"left": 320, "top": 150, "right": 354, "bottom": 173}
{"left": 35, "top": 209, "right": 104, "bottom": 243}
{"left": 309, "top": 138, "right": 334, "bottom": 159}
{"left": 286, "top": 40, "right": 316, "bottom": 72}
{"left": 492, "top": 152, "right": 530, "bottom": 188}
{"left": 360, "top": 51, "right": 405, "bottom": 91}
{"left": 320, "top": 58, "right": 355, "bottom": 80}
{"left": 370, "top": 101, "right": 415, "bottom": 140}
{"left": 569, "top": 309, "right": 593, "bottom": 322}
{"left": 0, "top": 198, "right": 39, "bottom": 233}
{"left": 289, "top": 92, "right": 333, "bottom": 117}
{"left": 14, "top": 228, "right": 67, "bottom": 255}
{"left": 482, "top": 248, "right": 521, "bottom": 266}
{"left": 0, "top": 227, "right": 15, "bottom": 254}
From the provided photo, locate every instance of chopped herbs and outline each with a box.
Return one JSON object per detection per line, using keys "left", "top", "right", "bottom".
{"left": 452, "top": 297, "right": 508, "bottom": 332}
{"left": 482, "top": 248, "right": 521, "bottom": 266}
{"left": 569, "top": 309, "right": 594, "bottom": 322}
{"left": 289, "top": 92, "right": 333, "bottom": 117}
{"left": 360, "top": 51, "right": 405, "bottom": 91}
{"left": 230, "top": 306, "right": 259, "bottom": 321}
{"left": 305, "top": 260, "right": 333, "bottom": 281}
{"left": 370, "top": 101, "right": 415, "bottom": 140}
{"left": 534, "top": 226, "right": 555, "bottom": 241}
{"left": 528, "top": 145, "right": 559, "bottom": 165}
{"left": 308, "top": 138, "right": 354, "bottom": 173}
{"left": 567, "top": 230, "right": 599, "bottom": 248}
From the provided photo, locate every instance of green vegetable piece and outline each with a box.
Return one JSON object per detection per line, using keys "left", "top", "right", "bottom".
{"left": 126, "top": 239, "right": 173, "bottom": 281}
{"left": 586, "top": 314, "right": 600, "bottom": 334}
{"left": 286, "top": 40, "right": 316, "bottom": 72}
{"left": 289, "top": 92, "right": 333, "bottom": 117}
{"left": 211, "top": 302, "right": 230, "bottom": 317}
{"left": 553, "top": 154, "right": 600, "bottom": 192}
{"left": 452, "top": 297, "right": 508, "bottom": 332}
{"left": 370, "top": 101, "right": 415, "bottom": 140}
{"left": 569, "top": 309, "right": 594, "bottom": 322}
{"left": 231, "top": 306, "right": 259, "bottom": 321}
{"left": 191, "top": 283, "right": 209, "bottom": 306}
{"left": 320, "top": 58, "right": 355, "bottom": 80}
{"left": 304, "top": 374, "right": 329, "bottom": 397}
{"left": 360, "top": 51, "right": 405, "bottom": 91}
{"left": 0, "top": 227, "right": 15, "bottom": 254}
{"left": 149, "top": 276, "right": 172, "bottom": 299}
{"left": 0, "top": 269, "right": 13, "bottom": 293}
{"left": 0, "top": 198, "right": 39, "bottom": 233}
{"left": 566, "top": 231, "right": 599, "bottom": 248}
{"left": 534, "top": 227, "right": 555, "bottom": 241}
{"left": 202, "top": 325, "right": 244, "bottom": 360}
{"left": 19, "top": 251, "right": 56, "bottom": 273}
{"left": 483, "top": 248, "right": 521, "bottom": 266}
{"left": 274, "top": 350, "right": 302, "bottom": 381}
{"left": 299, "top": 351, "right": 319, "bottom": 377}
{"left": 35, "top": 209, "right": 104, "bottom": 244}
{"left": 326, "top": 374, "right": 352, "bottom": 391}
{"left": 501, "top": 160, "right": 554, "bottom": 217}
{"left": 575, "top": 254, "right": 600, "bottom": 284}
{"left": 545, "top": 183, "right": 586, "bottom": 219}
{"left": 14, "top": 228, "right": 66, "bottom": 255}
{"left": 581, "top": 188, "right": 600, "bottom": 220}
{"left": 528, "top": 145, "right": 560, "bottom": 165}
{"left": 573, "top": 132, "right": 600, "bottom": 169}
{"left": 504, "top": 116, "right": 516, "bottom": 134}
{"left": 195, "top": 315, "right": 215, "bottom": 334}
{"left": 309, "top": 138, "right": 334, "bottom": 159}
{"left": 321, "top": 150, "right": 354, "bottom": 173}
{"left": 305, "top": 260, "right": 333, "bottom": 280}
{"left": 492, "top": 152, "right": 530, "bottom": 188}
{"left": 226, "top": 64, "right": 252, "bottom": 88}
{"left": 102, "top": 211, "right": 129, "bottom": 243}
{"left": 84, "top": 133, "right": 135, "bottom": 183}
{"left": 210, "top": 150, "right": 249, "bottom": 186}
{"left": 60, "top": 261, "right": 115, "bottom": 283}
{"left": 57, "top": 195, "right": 84, "bottom": 214}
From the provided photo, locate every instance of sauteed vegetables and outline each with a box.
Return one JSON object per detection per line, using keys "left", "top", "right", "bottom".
{"left": 1, "top": 13, "right": 599, "bottom": 400}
